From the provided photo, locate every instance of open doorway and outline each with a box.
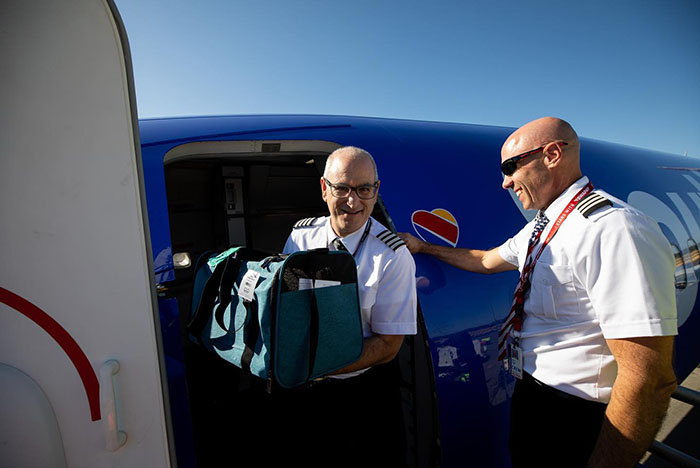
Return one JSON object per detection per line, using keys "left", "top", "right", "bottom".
{"left": 160, "top": 139, "right": 439, "bottom": 467}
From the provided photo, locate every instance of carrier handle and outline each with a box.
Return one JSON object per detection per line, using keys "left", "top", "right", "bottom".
{"left": 307, "top": 286, "right": 320, "bottom": 381}
{"left": 213, "top": 255, "right": 243, "bottom": 332}
{"left": 188, "top": 255, "right": 230, "bottom": 338}
{"left": 240, "top": 298, "right": 260, "bottom": 374}
{"left": 301, "top": 250, "right": 326, "bottom": 381}
{"left": 302, "top": 248, "right": 357, "bottom": 381}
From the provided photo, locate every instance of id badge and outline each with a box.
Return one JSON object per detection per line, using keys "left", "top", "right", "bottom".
{"left": 508, "top": 343, "right": 523, "bottom": 380}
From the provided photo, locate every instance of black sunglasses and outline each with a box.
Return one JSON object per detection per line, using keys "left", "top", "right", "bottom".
{"left": 501, "top": 142, "right": 568, "bottom": 176}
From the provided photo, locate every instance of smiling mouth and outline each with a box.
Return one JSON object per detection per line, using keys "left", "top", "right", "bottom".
{"left": 341, "top": 209, "right": 363, "bottom": 216}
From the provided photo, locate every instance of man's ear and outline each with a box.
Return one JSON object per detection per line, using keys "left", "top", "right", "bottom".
{"left": 320, "top": 176, "right": 328, "bottom": 201}
{"left": 543, "top": 142, "right": 564, "bottom": 168}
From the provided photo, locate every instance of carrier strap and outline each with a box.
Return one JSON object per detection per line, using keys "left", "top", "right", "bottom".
{"left": 214, "top": 255, "right": 243, "bottom": 332}
{"left": 241, "top": 299, "right": 260, "bottom": 374}
{"left": 307, "top": 287, "right": 320, "bottom": 381}
{"left": 301, "top": 250, "right": 328, "bottom": 381}
{"left": 187, "top": 254, "right": 240, "bottom": 338}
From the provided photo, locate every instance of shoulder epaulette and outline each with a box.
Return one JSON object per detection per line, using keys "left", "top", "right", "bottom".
{"left": 577, "top": 192, "right": 613, "bottom": 218}
{"left": 293, "top": 217, "right": 318, "bottom": 229}
{"left": 376, "top": 229, "right": 406, "bottom": 252}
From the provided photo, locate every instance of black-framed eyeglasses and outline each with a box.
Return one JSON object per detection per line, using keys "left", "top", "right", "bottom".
{"left": 323, "top": 178, "right": 379, "bottom": 200}
{"left": 501, "top": 141, "right": 568, "bottom": 176}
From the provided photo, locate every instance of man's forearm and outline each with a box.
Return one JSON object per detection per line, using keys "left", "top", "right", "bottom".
{"left": 587, "top": 337, "right": 677, "bottom": 467}
{"left": 418, "top": 243, "right": 494, "bottom": 273}
{"left": 398, "top": 233, "right": 514, "bottom": 274}
{"left": 587, "top": 378, "right": 675, "bottom": 467}
{"left": 330, "top": 334, "right": 404, "bottom": 375}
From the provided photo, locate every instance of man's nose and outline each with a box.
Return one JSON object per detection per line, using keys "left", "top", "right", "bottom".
{"left": 502, "top": 175, "right": 514, "bottom": 190}
{"left": 346, "top": 191, "right": 359, "bottom": 205}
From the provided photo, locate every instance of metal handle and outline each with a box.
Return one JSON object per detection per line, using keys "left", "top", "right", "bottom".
{"left": 100, "top": 360, "right": 127, "bottom": 451}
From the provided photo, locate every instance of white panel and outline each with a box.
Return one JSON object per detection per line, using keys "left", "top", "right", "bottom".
{"left": 0, "top": 1, "right": 170, "bottom": 467}
{"left": 0, "top": 364, "right": 67, "bottom": 468}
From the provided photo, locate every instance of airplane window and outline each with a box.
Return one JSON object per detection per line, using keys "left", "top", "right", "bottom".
{"left": 687, "top": 239, "right": 700, "bottom": 268}
{"left": 672, "top": 245, "right": 687, "bottom": 290}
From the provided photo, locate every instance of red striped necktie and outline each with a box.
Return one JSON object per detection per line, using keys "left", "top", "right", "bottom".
{"left": 496, "top": 182, "right": 594, "bottom": 368}
{"left": 497, "top": 211, "right": 549, "bottom": 361}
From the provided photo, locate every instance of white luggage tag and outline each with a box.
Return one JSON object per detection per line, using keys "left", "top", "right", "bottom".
{"left": 238, "top": 269, "right": 260, "bottom": 302}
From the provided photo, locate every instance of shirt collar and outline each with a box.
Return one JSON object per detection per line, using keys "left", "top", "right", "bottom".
{"left": 542, "top": 176, "right": 589, "bottom": 221}
{"left": 325, "top": 217, "right": 371, "bottom": 253}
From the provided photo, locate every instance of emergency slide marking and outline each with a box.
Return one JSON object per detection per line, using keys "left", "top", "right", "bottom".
{"left": 0, "top": 287, "right": 100, "bottom": 421}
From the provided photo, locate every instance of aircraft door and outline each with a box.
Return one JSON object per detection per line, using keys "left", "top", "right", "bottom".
{"left": 1, "top": 1, "right": 172, "bottom": 467}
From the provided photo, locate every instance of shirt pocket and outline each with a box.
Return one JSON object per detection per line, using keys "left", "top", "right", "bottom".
{"left": 533, "top": 264, "right": 577, "bottom": 320}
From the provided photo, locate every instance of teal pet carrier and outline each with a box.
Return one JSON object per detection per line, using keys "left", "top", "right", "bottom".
{"left": 188, "top": 247, "right": 364, "bottom": 389}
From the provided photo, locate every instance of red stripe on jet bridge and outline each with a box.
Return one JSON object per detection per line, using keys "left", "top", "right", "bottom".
{"left": 412, "top": 211, "right": 459, "bottom": 245}
{"left": 0, "top": 287, "right": 100, "bottom": 421}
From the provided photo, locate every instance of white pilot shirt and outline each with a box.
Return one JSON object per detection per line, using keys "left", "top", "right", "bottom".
{"left": 283, "top": 216, "right": 418, "bottom": 340}
{"left": 498, "top": 176, "right": 678, "bottom": 403}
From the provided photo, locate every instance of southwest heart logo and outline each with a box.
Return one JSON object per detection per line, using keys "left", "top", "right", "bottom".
{"left": 411, "top": 208, "right": 459, "bottom": 247}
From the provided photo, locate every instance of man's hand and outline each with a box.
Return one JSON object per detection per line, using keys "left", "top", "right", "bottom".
{"left": 397, "top": 233, "right": 516, "bottom": 274}
{"left": 398, "top": 232, "right": 426, "bottom": 254}
{"left": 330, "top": 334, "right": 405, "bottom": 375}
{"left": 587, "top": 335, "right": 677, "bottom": 467}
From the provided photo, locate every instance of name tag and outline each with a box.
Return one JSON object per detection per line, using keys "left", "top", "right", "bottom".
{"left": 509, "top": 343, "right": 523, "bottom": 380}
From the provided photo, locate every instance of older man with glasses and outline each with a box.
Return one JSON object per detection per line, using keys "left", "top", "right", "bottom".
{"left": 282, "top": 145, "right": 417, "bottom": 464}
{"left": 399, "top": 117, "right": 678, "bottom": 468}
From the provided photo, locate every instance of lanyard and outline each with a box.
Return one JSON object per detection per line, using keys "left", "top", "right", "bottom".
{"left": 331, "top": 218, "right": 373, "bottom": 258}
{"left": 515, "top": 182, "right": 594, "bottom": 311}
{"left": 353, "top": 218, "right": 373, "bottom": 257}
{"left": 498, "top": 181, "right": 594, "bottom": 366}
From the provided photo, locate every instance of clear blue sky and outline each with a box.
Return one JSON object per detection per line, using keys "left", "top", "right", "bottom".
{"left": 115, "top": 0, "right": 699, "bottom": 158}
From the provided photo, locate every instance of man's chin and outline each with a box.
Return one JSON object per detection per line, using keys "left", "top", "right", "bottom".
{"left": 334, "top": 215, "right": 366, "bottom": 236}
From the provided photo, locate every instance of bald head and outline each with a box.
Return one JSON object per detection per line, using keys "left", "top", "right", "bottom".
{"left": 502, "top": 117, "right": 579, "bottom": 159}
{"left": 501, "top": 117, "right": 583, "bottom": 210}
{"left": 324, "top": 146, "right": 378, "bottom": 180}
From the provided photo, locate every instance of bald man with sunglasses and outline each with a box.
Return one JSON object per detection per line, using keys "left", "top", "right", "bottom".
{"left": 399, "top": 117, "right": 678, "bottom": 468}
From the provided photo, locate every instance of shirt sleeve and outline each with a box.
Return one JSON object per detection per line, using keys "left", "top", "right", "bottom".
{"left": 282, "top": 232, "right": 298, "bottom": 254}
{"left": 370, "top": 247, "right": 418, "bottom": 335}
{"left": 583, "top": 211, "right": 678, "bottom": 339}
{"left": 498, "top": 237, "right": 519, "bottom": 267}
{"left": 498, "top": 222, "right": 533, "bottom": 268}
